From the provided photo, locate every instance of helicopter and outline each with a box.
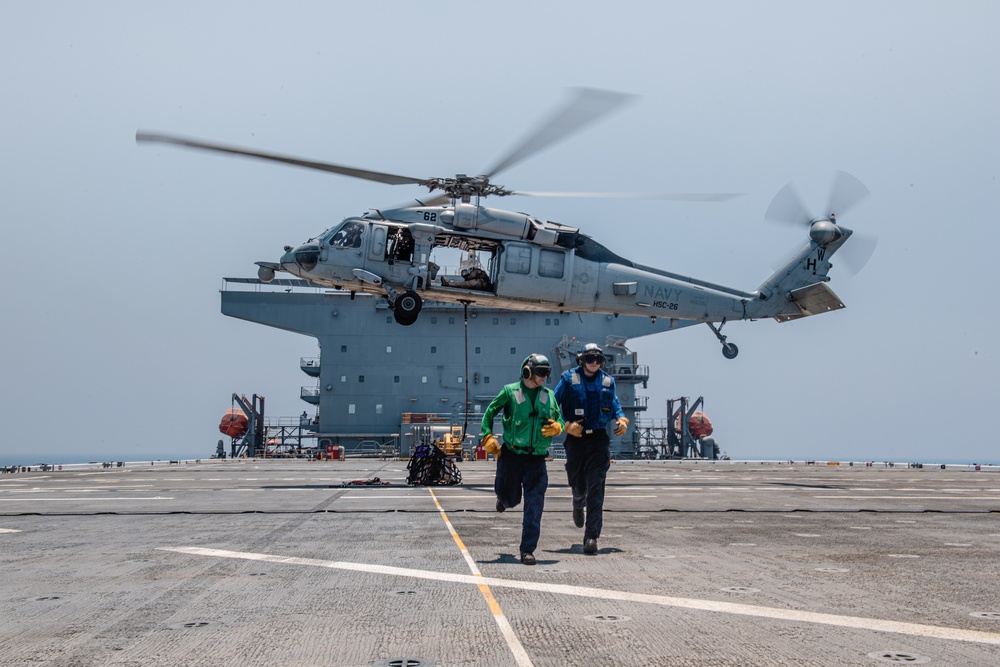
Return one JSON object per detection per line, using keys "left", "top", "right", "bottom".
{"left": 137, "top": 88, "right": 874, "bottom": 359}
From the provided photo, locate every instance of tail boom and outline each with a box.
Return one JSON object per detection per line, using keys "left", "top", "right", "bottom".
{"left": 748, "top": 228, "right": 852, "bottom": 322}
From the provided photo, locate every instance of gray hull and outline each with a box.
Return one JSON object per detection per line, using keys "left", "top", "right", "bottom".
{"left": 222, "top": 279, "right": 697, "bottom": 458}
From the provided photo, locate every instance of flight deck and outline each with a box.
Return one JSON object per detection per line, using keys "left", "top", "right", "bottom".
{"left": 2, "top": 459, "right": 999, "bottom": 666}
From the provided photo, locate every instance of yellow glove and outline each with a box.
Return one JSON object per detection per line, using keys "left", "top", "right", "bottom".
{"left": 614, "top": 417, "right": 629, "bottom": 436}
{"left": 482, "top": 434, "right": 501, "bottom": 458}
{"left": 540, "top": 419, "right": 563, "bottom": 438}
{"left": 565, "top": 421, "right": 584, "bottom": 438}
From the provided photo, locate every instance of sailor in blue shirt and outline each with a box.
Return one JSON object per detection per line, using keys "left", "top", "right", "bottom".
{"left": 553, "top": 343, "right": 629, "bottom": 554}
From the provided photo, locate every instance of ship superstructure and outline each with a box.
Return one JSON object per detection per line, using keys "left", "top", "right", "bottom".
{"left": 221, "top": 279, "right": 696, "bottom": 457}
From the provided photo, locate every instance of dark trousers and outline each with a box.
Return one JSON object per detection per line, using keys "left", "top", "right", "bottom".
{"left": 495, "top": 447, "right": 548, "bottom": 554}
{"left": 564, "top": 430, "right": 611, "bottom": 540}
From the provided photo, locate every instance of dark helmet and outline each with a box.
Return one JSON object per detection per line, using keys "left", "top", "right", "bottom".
{"left": 521, "top": 353, "right": 552, "bottom": 380}
{"left": 577, "top": 343, "right": 606, "bottom": 367}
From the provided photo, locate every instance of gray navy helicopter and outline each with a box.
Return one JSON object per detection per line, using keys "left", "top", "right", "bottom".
{"left": 138, "top": 89, "right": 875, "bottom": 358}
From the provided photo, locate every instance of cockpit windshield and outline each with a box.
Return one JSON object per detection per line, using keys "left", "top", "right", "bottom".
{"left": 327, "top": 219, "right": 365, "bottom": 248}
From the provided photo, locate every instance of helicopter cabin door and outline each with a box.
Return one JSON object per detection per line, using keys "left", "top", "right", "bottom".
{"left": 496, "top": 242, "right": 570, "bottom": 305}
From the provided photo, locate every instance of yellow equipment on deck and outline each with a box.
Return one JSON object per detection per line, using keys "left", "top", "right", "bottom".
{"left": 436, "top": 426, "right": 465, "bottom": 460}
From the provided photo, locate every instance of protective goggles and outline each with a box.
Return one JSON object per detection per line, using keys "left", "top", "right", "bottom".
{"left": 581, "top": 353, "right": 604, "bottom": 364}
{"left": 532, "top": 366, "right": 551, "bottom": 377}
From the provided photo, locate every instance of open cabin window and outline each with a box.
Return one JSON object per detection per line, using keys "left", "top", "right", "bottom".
{"left": 385, "top": 226, "right": 414, "bottom": 263}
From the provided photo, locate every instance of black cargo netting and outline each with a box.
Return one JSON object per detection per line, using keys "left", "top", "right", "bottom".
{"left": 406, "top": 444, "right": 462, "bottom": 486}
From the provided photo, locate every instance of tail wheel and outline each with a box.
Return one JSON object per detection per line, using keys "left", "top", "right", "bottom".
{"left": 722, "top": 343, "right": 739, "bottom": 359}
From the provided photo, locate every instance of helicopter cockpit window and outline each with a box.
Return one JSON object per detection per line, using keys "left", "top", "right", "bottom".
{"left": 538, "top": 249, "right": 565, "bottom": 279}
{"left": 329, "top": 220, "right": 365, "bottom": 248}
{"left": 505, "top": 245, "right": 532, "bottom": 275}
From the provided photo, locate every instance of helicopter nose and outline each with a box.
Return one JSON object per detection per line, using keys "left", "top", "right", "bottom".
{"left": 281, "top": 244, "right": 320, "bottom": 274}
{"left": 279, "top": 248, "right": 298, "bottom": 275}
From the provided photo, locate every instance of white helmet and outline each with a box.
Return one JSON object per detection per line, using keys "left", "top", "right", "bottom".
{"left": 577, "top": 343, "right": 606, "bottom": 367}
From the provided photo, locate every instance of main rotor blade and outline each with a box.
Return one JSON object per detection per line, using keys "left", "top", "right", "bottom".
{"left": 764, "top": 181, "right": 812, "bottom": 227}
{"left": 826, "top": 170, "right": 871, "bottom": 218}
{"left": 136, "top": 131, "right": 426, "bottom": 186}
{"left": 510, "top": 190, "right": 742, "bottom": 202}
{"left": 483, "top": 88, "right": 636, "bottom": 178}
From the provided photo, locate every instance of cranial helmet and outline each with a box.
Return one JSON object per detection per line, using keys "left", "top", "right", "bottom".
{"left": 521, "top": 353, "right": 552, "bottom": 380}
{"left": 577, "top": 343, "right": 606, "bottom": 367}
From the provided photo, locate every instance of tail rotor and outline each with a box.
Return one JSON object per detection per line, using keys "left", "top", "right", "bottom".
{"left": 765, "top": 171, "right": 877, "bottom": 275}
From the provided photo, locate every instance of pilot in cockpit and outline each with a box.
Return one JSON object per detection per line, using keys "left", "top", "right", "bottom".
{"left": 330, "top": 221, "right": 364, "bottom": 248}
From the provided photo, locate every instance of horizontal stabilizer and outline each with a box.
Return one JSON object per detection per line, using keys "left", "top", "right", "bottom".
{"left": 774, "top": 282, "right": 845, "bottom": 322}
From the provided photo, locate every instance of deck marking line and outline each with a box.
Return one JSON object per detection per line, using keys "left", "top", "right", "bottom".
{"left": 813, "top": 495, "right": 1000, "bottom": 500}
{"left": 0, "top": 497, "right": 174, "bottom": 502}
{"left": 161, "top": 545, "right": 1000, "bottom": 647}
{"left": 428, "top": 488, "right": 534, "bottom": 667}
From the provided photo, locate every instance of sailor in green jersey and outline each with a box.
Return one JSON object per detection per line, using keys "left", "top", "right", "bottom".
{"left": 480, "top": 353, "right": 564, "bottom": 565}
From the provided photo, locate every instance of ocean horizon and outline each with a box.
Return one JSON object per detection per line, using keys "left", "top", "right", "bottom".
{"left": 2, "top": 453, "right": 996, "bottom": 469}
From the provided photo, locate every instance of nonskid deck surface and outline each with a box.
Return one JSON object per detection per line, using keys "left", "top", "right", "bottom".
{"left": 2, "top": 459, "right": 999, "bottom": 666}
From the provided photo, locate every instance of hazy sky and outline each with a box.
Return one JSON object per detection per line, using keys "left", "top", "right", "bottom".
{"left": 2, "top": 1, "right": 997, "bottom": 465}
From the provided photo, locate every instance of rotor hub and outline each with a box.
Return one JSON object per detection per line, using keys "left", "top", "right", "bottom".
{"left": 421, "top": 175, "right": 514, "bottom": 202}
{"left": 809, "top": 218, "right": 842, "bottom": 245}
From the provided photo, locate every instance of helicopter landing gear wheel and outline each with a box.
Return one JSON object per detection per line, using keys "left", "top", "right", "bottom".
{"left": 393, "top": 310, "right": 417, "bottom": 326}
{"left": 395, "top": 290, "right": 422, "bottom": 320}
{"left": 706, "top": 320, "right": 739, "bottom": 360}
